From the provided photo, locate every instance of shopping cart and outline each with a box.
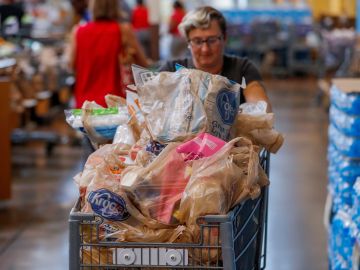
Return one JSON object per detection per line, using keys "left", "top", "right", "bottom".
{"left": 69, "top": 150, "right": 270, "bottom": 270}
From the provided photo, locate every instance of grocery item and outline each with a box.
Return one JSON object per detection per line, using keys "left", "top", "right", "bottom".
{"left": 74, "top": 143, "right": 132, "bottom": 200}
{"left": 136, "top": 68, "right": 242, "bottom": 143}
{"left": 177, "top": 137, "right": 269, "bottom": 226}
{"left": 330, "top": 105, "right": 360, "bottom": 137}
{"left": 121, "top": 142, "right": 191, "bottom": 224}
{"left": 176, "top": 132, "right": 226, "bottom": 161}
{"left": 328, "top": 124, "right": 360, "bottom": 158}
{"left": 329, "top": 210, "right": 356, "bottom": 270}
{"left": 330, "top": 84, "right": 360, "bottom": 115}
{"left": 65, "top": 104, "right": 129, "bottom": 143}
{"left": 232, "top": 101, "right": 284, "bottom": 153}
{"left": 136, "top": 71, "right": 207, "bottom": 143}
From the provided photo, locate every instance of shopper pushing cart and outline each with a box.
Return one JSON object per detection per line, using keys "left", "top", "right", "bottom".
{"left": 67, "top": 5, "right": 283, "bottom": 270}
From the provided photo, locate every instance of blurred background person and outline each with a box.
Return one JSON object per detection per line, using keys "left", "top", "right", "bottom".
{"left": 118, "top": 0, "right": 131, "bottom": 23}
{"left": 0, "top": 0, "right": 24, "bottom": 37}
{"left": 70, "top": 0, "right": 89, "bottom": 26}
{"left": 131, "top": 0, "right": 151, "bottom": 58}
{"left": 67, "top": 0, "right": 149, "bottom": 108}
{"left": 168, "top": 0, "right": 187, "bottom": 59}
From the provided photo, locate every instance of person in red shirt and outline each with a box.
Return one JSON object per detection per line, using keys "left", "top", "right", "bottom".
{"left": 131, "top": 0, "right": 151, "bottom": 58}
{"left": 169, "top": 1, "right": 187, "bottom": 59}
{"left": 67, "top": 0, "right": 149, "bottom": 108}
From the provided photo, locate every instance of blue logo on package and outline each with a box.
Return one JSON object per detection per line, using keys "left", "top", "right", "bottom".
{"left": 175, "top": 63, "right": 186, "bottom": 71}
{"left": 216, "top": 89, "right": 238, "bottom": 125}
{"left": 88, "top": 189, "right": 130, "bottom": 221}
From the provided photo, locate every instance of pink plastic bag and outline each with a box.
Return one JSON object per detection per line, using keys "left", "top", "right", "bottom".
{"left": 176, "top": 133, "right": 226, "bottom": 161}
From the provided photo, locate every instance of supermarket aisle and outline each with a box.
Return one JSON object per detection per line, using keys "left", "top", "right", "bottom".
{"left": 266, "top": 77, "right": 329, "bottom": 270}
{"left": 0, "top": 116, "right": 82, "bottom": 270}
{"left": 0, "top": 77, "right": 329, "bottom": 270}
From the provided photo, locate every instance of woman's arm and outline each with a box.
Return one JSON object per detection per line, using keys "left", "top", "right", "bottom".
{"left": 243, "top": 81, "right": 272, "bottom": 112}
{"left": 120, "top": 23, "right": 150, "bottom": 68}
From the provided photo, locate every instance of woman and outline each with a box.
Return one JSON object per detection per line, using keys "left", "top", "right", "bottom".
{"left": 70, "top": 0, "right": 89, "bottom": 25}
{"left": 68, "top": 0, "right": 149, "bottom": 108}
{"left": 160, "top": 6, "right": 272, "bottom": 111}
{"left": 131, "top": 0, "right": 151, "bottom": 58}
{"left": 168, "top": 1, "right": 187, "bottom": 59}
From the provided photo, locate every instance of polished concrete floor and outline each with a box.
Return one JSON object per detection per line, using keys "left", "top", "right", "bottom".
{"left": 0, "top": 77, "right": 329, "bottom": 270}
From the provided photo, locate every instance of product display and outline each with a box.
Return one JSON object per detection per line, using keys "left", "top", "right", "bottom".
{"left": 327, "top": 81, "right": 360, "bottom": 269}
{"left": 329, "top": 210, "right": 356, "bottom": 270}
{"left": 329, "top": 105, "right": 360, "bottom": 136}
{"left": 330, "top": 84, "right": 360, "bottom": 115}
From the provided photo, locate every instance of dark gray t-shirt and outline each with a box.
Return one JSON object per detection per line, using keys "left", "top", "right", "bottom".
{"left": 158, "top": 54, "right": 262, "bottom": 104}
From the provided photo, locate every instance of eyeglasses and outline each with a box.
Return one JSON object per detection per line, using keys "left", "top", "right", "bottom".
{"left": 188, "top": 35, "right": 223, "bottom": 48}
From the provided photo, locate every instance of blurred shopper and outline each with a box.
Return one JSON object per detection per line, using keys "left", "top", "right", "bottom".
{"left": 118, "top": 0, "right": 131, "bottom": 22}
{"left": 0, "top": 0, "right": 24, "bottom": 36}
{"left": 131, "top": 0, "right": 151, "bottom": 58}
{"left": 67, "top": 0, "right": 149, "bottom": 108}
{"left": 159, "top": 6, "right": 271, "bottom": 111}
{"left": 168, "top": 0, "right": 187, "bottom": 59}
{"left": 70, "top": 0, "right": 89, "bottom": 26}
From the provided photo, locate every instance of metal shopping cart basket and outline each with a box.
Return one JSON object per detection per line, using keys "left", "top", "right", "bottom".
{"left": 69, "top": 150, "right": 270, "bottom": 270}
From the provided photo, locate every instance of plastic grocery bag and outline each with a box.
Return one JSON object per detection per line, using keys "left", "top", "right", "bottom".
{"left": 65, "top": 100, "right": 129, "bottom": 147}
{"left": 232, "top": 101, "right": 284, "bottom": 153}
{"left": 80, "top": 157, "right": 186, "bottom": 244}
{"left": 112, "top": 104, "right": 142, "bottom": 145}
{"left": 131, "top": 64, "right": 158, "bottom": 86}
{"left": 183, "top": 68, "right": 242, "bottom": 141}
{"left": 177, "top": 137, "right": 269, "bottom": 226}
{"left": 135, "top": 67, "right": 242, "bottom": 143}
{"left": 74, "top": 143, "right": 133, "bottom": 201}
{"left": 121, "top": 142, "right": 192, "bottom": 224}
{"left": 121, "top": 133, "right": 227, "bottom": 225}
{"left": 126, "top": 89, "right": 145, "bottom": 125}
{"left": 136, "top": 71, "right": 207, "bottom": 143}
{"left": 104, "top": 94, "right": 127, "bottom": 107}
{"left": 112, "top": 123, "right": 136, "bottom": 145}
{"left": 176, "top": 137, "right": 269, "bottom": 262}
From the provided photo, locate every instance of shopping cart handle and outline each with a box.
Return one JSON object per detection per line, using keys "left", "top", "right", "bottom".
{"left": 69, "top": 197, "right": 98, "bottom": 222}
{"left": 200, "top": 214, "right": 230, "bottom": 223}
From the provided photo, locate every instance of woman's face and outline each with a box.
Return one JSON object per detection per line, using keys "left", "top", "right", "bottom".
{"left": 187, "top": 20, "right": 225, "bottom": 73}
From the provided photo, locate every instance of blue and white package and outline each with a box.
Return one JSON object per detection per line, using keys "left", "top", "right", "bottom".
{"left": 88, "top": 189, "right": 131, "bottom": 221}
{"left": 351, "top": 178, "right": 360, "bottom": 245}
{"left": 328, "top": 124, "right": 360, "bottom": 158}
{"left": 328, "top": 144, "right": 360, "bottom": 183}
{"left": 328, "top": 144, "right": 360, "bottom": 211}
{"left": 185, "top": 68, "right": 241, "bottom": 141}
{"left": 329, "top": 105, "right": 360, "bottom": 137}
{"left": 330, "top": 84, "right": 360, "bottom": 115}
{"left": 329, "top": 210, "right": 356, "bottom": 270}
{"left": 65, "top": 107, "right": 129, "bottom": 140}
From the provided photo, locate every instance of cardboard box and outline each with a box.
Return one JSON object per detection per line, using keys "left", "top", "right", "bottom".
{"left": 332, "top": 78, "right": 360, "bottom": 93}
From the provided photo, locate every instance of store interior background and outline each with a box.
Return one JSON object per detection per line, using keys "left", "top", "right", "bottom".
{"left": 0, "top": 0, "right": 359, "bottom": 269}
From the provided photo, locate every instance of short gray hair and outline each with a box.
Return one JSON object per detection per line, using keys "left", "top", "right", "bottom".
{"left": 178, "top": 6, "right": 227, "bottom": 39}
